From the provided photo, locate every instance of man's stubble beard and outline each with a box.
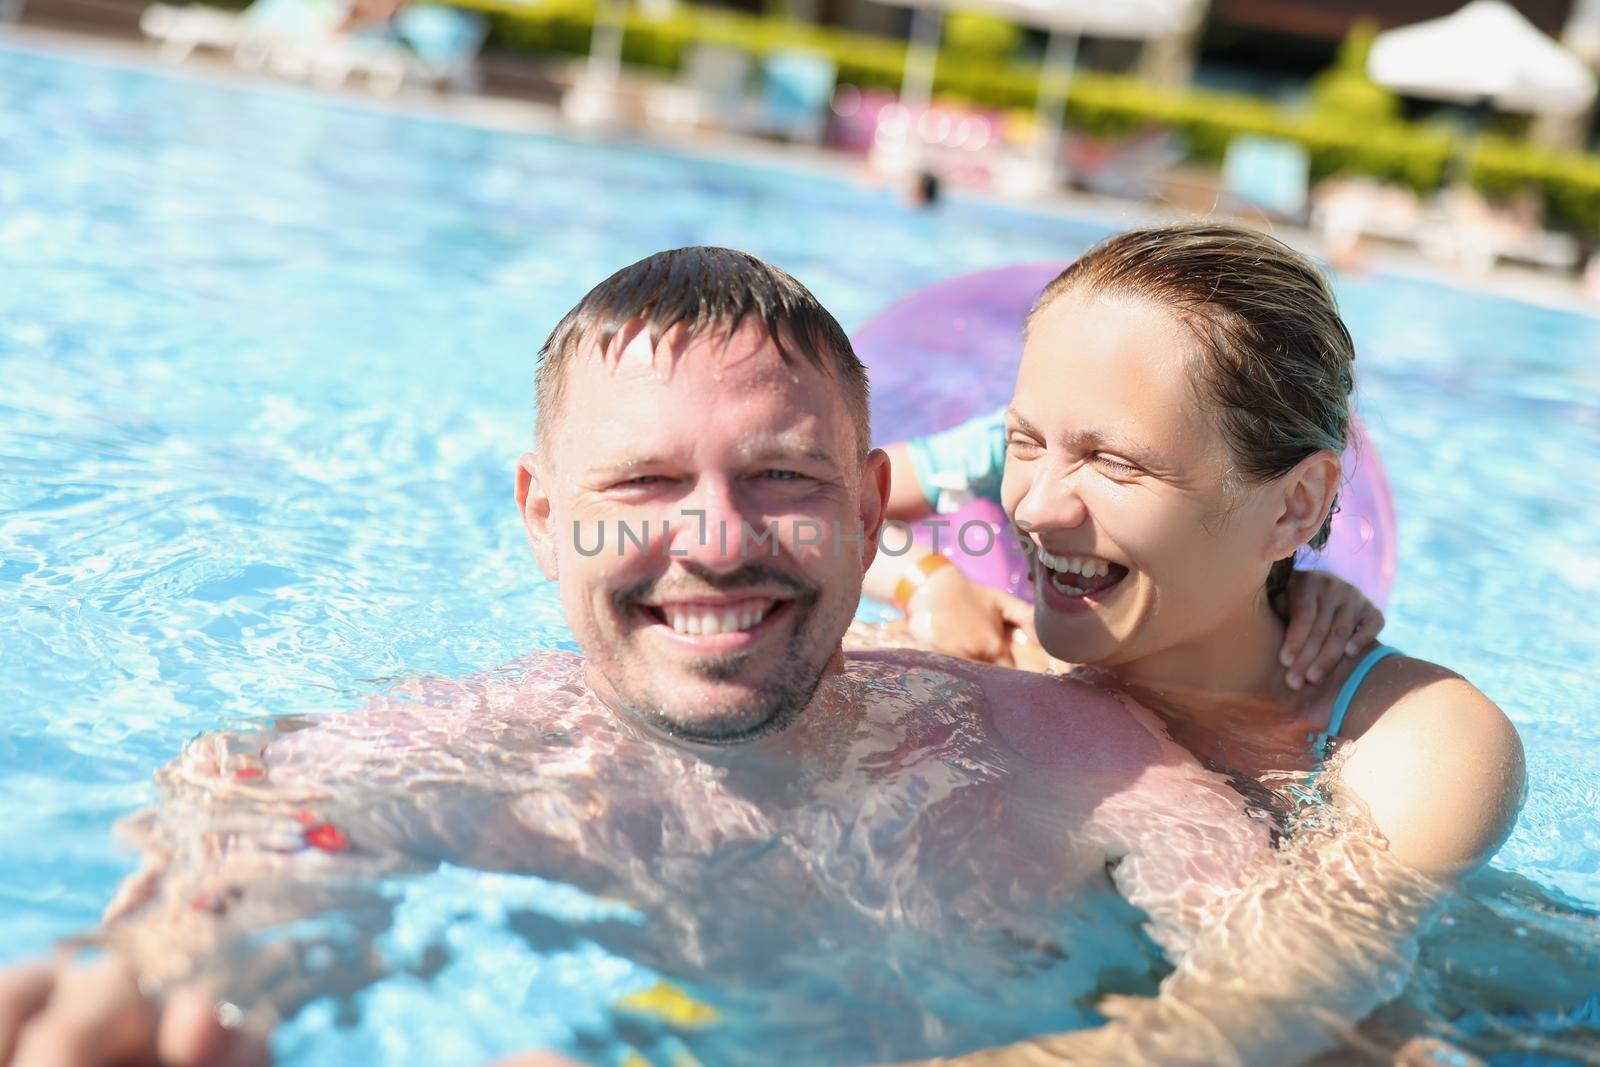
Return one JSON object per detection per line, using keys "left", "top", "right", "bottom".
{"left": 607, "top": 589, "right": 853, "bottom": 746}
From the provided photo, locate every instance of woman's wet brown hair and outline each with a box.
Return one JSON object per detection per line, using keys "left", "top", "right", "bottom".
{"left": 1028, "top": 223, "right": 1356, "bottom": 605}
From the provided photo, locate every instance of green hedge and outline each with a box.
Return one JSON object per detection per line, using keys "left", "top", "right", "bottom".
{"left": 1471, "top": 136, "right": 1600, "bottom": 237}
{"left": 449, "top": 0, "right": 1600, "bottom": 236}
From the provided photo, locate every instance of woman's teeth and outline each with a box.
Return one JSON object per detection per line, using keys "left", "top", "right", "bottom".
{"left": 1049, "top": 573, "right": 1090, "bottom": 596}
{"left": 1036, "top": 547, "right": 1112, "bottom": 580}
{"left": 661, "top": 600, "right": 774, "bottom": 636}
{"left": 1036, "top": 546, "right": 1126, "bottom": 598}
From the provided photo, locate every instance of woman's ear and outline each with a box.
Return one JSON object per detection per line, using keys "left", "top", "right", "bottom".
{"left": 515, "top": 452, "right": 559, "bottom": 580}
{"left": 1268, "top": 450, "right": 1342, "bottom": 560}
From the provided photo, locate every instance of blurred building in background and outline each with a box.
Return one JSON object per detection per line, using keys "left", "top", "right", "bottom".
{"left": 1214, "top": 0, "right": 1568, "bottom": 37}
{"left": 6, "top": 0, "right": 1598, "bottom": 268}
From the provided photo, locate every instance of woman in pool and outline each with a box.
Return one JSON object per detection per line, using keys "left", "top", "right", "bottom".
{"left": 868, "top": 223, "right": 1523, "bottom": 876}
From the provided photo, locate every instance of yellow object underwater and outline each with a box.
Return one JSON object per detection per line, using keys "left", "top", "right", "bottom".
{"left": 616, "top": 981, "right": 722, "bottom": 1029}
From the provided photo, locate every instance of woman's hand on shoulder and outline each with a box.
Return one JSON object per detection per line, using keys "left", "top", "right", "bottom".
{"left": 1279, "top": 570, "right": 1386, "bottom": 690}
{"left": 1335, "top": 658, "right": 1525, "bottom": 877}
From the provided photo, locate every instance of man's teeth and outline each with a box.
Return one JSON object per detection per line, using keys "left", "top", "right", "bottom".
{"left": 660, "top": 601, "right": 773, "bottom": 636}
{"left": 1035, "top": 547, "right": 1112, "bottom": 579}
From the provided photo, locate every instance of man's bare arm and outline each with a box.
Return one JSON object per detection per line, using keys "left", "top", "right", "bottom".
{"left": 97, "top": 714, "right": 455, "bottom": 1024}
{"left": 3, "top": 663, "right": 595, "bottom": 1062}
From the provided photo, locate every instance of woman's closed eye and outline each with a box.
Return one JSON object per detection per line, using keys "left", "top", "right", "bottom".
{"left": 1092, "top": 453, "right": 1143, "bottom": 477}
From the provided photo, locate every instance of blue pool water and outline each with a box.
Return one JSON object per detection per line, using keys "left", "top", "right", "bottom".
{"left": 1, "top": 39, "right": 1598, "bottom": 1065}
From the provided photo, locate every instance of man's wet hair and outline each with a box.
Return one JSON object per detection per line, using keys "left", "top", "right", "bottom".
{"left": 535, "top": 247, "right": 870, "bottom": 452}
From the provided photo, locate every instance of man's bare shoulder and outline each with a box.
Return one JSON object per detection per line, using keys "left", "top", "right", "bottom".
{"left": 847, "top": 649, "right": 1179, "bottom": 776}
{"left": 164, "top": 651, "right": 597, "bottom": 792}
{"left": 370, "top": 649, "right": 589, "bottom": 720}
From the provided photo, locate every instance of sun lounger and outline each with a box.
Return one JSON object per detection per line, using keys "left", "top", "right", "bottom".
{"left": 141, "top": 2, "right": 258, "bottom": 63}
{"left": 300, "top": 3, "right": 486, "bottom": 94}
{"left": 394, "top": 3, "right": 488, "bottom": 90}
{"left": 274, "top": 29, "right": 412, "bottom": 94}
{"left": 643, "top": 45, "right": 832, "bottom": 143}
{"left": 749, "top": 49, "right": 835, "bottom": 144}
{"left": 1419, "top": 205, "right": 1582, "bottom": 275}
{"left": 1313, "top": 176, "right": 1582, "bottom": 276}
{"left": 1498, "top": 230, "right": 1581, "bottom": 272}
{"left": 142, "top": 0, "right": 480, "bottom": 95}
{"left": 1222, "top": 135, "right": 1311, "bottom": 222}
{"left": 1063, "top": 126, "right": 1184, "bottom": 199}
{"left": 644, "top": 44, "right": 753, "bottom": 128}
{"left": 142, "top": 0, "right": 345, "bottom": 67}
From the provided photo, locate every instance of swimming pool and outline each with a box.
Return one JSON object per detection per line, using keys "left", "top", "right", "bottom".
{"left": 1, "top": 37, "right": 1597, "bottom": 1065}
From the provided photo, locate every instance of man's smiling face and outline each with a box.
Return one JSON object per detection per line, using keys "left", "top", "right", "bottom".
{"left": 519, "top": 318, "right": 888, "bottom": 744}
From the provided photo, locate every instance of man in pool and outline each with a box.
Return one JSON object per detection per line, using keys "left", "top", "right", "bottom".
{"left": 0, "top": 248, "right": 1424, "bottom": 1067}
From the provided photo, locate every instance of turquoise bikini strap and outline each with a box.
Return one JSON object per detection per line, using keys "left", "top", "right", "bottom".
{"left": 1310, "top": 644, "right": 1403, "bottom": 765}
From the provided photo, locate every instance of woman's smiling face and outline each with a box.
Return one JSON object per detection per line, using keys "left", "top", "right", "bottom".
{"left": 1001, "top": 289, "right": 1293, "bottom": 669}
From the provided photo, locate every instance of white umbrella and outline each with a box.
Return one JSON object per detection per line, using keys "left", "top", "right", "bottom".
{"left": 1368, "top": 0, "right": 1597, "bottom": 116}
{"left": 1003, "top": 0, "right": 1194, "bottom": 163}
{"left": 878, "top": 0, "right": 1195, "bottom": 164}
{"left": 964, "top": 0, "right": 1193, "bottom": 37}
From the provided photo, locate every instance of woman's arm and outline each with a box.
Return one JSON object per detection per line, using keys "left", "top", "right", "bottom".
{"left": 886, "top": 409, "right": 1011, "bottom": 519}
{"left": 861, "top": 535, "right": 1049, "bottom": 670}
{"left": 920, "top": 762, "right": 1448, "bottom": 1066}
{"left": 913, "top": 660, "right": 1521, "bottom": 1067}
{"left": 865, "top": 430, "right": 1043, "bottom": 668}
{"left": 1335, "top": 658, "right": 1525, "bottom": 876}
{"left": 924, "top": 824, "right": 1444, "bottom": 1066}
